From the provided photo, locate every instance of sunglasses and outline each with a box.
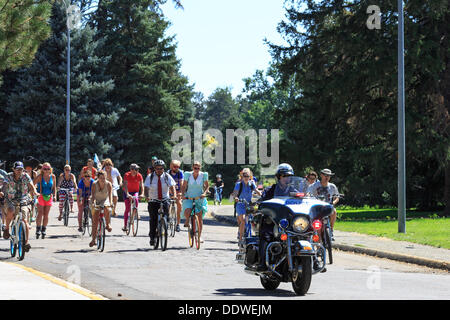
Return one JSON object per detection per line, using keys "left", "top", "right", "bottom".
{"left": 243, "top": 175, "right": 250, "bottom": 178}
{"left": 43, "top": 168, "right": 51, "bottom": 171}
{"left": 193, "top": 167, "right": 200, "bottom": 170}
{"left": 173, "top": 166, "right": 180, "bottom": 169}
{"left": 155, "top": 167, "right": 164, "bottom": 171}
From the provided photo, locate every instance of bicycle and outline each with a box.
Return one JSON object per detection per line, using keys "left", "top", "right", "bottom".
{"left": 236, "top": 199, "right": 258, "bottom": 248}
{"left": 10, "top": 200, "right": 31, "bottom": 261}
{"left": 150, "top": 199, "right": 169, "bottom": 251}
{"left": 59, "top": 188, "right": 72, "bottom": 227}
{"left": 167, "top": 198, "right": 176, "bottom": 237}
{"left": 81, "top": 196, "right": 92, "bottom": 236}
{"left": 184, "top": 196, "right": 204, "bottom": 250}
{"left": 92, "top": 202, "right": 109, "bottom": 252}
{"left": 126, "top": 194, "right": 139, "bottom": 237}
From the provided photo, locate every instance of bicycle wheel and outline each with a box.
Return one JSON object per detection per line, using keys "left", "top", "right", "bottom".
{"left": 160, "top": 217, "right": 168, "bottom": 251}
{"left": 63, "top": 199, "right": 70, "bottom": 227}
{"left": 193, "top": 214, "right": 200, "bottom": 250}
{"left": 97, "top": 217, "right": 106, "bottom": 252}
{"left": 169, "top": 204, "right": 176, "bottom": 237}
{"left": 87, "top": 208, "right": 92, "bottom": 236}
{"left": 188, "top": 215, "right": 194, "bottom": 248}
{"left": 10, "top": 225, "right": 17, "bottom": 258}
{"left": 324, "top": 226, "right": 333, "bottom": 264}
{"left": 18, "top": 221, "right": 26, "bottom": 261}
{"left": 132, "top": 208, "right": 139, "bottom": 237}
{"left": 154, "top": 218, "right": 160, "bottom": 250}
{"left": 82, "top": 208, "right": 88, "bottom": 235}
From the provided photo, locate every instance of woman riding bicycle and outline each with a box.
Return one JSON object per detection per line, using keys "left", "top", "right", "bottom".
{"left": 89, "top": 170, "right": 112, "bottom": 247}
{"left": 77, "top": 169, "right": 95, "bottom": 232}
{"left": 181, "top": 161, "right": 209, "bottom": 243}
{"left": 232, "top": 168, "right": 261, "bottom": 244}
{"left": 57, "top": 164, "right": 77, "bottom": 221}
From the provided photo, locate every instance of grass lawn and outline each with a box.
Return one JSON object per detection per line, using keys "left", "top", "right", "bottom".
{"left": 335, "top": 218, "right": 450, "bottom": 249}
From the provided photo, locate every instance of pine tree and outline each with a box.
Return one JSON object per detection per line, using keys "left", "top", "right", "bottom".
{"left": 93, "top": 0, "right": 193, "bottom": 172}
{"left": 5, "top": 2, "right": 122, "bottom": 172}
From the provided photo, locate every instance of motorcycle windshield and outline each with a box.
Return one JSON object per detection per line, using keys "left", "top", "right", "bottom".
{"left": 273, "top": 176, "right": 304, "bottom": 198}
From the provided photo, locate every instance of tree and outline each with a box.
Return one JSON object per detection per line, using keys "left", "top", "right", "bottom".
{"left": 269, "top": 0, "right": 449, "bottom": 211}
{"left": 4, "top": 1, "right": 122, "bottom": 172}
{"left": 0, "top": 0, "right": 53, "bottom": 76}
{"left": 93, "top": 0, "right": 193, "bottom": 172}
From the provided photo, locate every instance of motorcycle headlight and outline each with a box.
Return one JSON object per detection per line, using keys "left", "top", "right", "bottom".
{"left": 292, "top": 216, "right": 309, "bottom": 233}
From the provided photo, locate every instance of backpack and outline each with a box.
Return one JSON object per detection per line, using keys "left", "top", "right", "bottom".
{"left": 237, "top": 180, "right": 255, "bottom": 198}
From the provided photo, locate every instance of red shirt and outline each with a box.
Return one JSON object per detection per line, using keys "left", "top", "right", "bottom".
{"left": 82, "top": 166, "right": 97, "bottom": 179}
{"left": 123, "top": 171, "right": 143, "bottom": 193}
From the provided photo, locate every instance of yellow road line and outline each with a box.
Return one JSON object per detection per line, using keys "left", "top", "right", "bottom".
{"left": 5, "top": 262, "right": 106, "bottom": 300}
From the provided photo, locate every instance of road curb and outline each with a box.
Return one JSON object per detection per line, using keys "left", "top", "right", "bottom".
{"left": 210, "top": 211, "right": 450, "bottom": 272}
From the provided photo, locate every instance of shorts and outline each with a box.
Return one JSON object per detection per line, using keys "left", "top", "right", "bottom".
{"left": 38, "top": 194, "right": 53, "bottom": 206}
{"left": 182, "top": 198, "right": 208, "bottom": 217}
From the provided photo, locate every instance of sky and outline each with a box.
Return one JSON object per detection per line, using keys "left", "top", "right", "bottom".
{"left": 161, "top": 0, "right": 288, "bottom": 98}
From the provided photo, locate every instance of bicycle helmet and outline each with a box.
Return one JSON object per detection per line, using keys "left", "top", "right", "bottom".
{"left": 153, "top": 159, "right": 165, "bottom": 168}
{"left": 216, "top": 174, "right": 222, "bottom": 178}
{"left": 275, "top": 163, "right": 294, "bottom": 178}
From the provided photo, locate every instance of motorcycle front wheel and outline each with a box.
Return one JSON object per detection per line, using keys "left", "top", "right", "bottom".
{"left": 292, "top": 257, "right": 312, "bottom": 296}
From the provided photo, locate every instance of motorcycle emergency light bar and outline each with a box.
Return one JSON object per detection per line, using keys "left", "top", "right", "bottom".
{"left": 290, "top": 192, "right": 305, "bottom": 198}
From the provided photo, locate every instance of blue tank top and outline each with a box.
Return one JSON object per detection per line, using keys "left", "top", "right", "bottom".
{"left": 37, "top": 176, "right": 53, "bottom": 195}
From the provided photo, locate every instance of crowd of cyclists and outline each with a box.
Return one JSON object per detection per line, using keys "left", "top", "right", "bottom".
{"left": 0, "top": 155, "right": 340, "bottom": 255}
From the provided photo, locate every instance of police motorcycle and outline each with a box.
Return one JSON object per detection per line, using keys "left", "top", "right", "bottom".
{"left": 235, "top": 176, "right": 334, "bottom": 296}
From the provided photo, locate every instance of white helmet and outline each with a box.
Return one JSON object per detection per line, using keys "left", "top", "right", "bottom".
{"left": 276, "top": 163, "right": 294, "bottom": 178}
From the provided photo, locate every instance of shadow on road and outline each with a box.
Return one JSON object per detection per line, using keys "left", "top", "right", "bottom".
{"left": 213, "top": 287, "right": 298, "bottom": 298}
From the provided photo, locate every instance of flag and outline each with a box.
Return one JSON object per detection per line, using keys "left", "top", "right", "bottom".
{"left": 93, "top": 153, "right": 101, "bottom": 169}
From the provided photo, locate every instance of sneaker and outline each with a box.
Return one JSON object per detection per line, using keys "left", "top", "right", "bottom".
{"left": 149, "top": 238, "right": 155, "bottom": 246}
{"left": 183, "top": 221, "right": 189, "bottom": 228}
{"left": 122, "top": 227, "right": 128, "bottom": 232}
{"left": 176, "top": 224, "right": 180, "bottom": 232}
{"left": 24, "top": 243, "right": 31, "bottom": 252}
{"left": 200, "top": 237, "right": 204, "bottom": 243}
{"left": 78, "top": 227, "right": 83, "bottom": 232}
{"left": 321, "top": 267, "right": 327, "bottom": 273}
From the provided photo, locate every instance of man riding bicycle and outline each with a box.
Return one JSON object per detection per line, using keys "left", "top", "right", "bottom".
{"left": 144, "top": 160, "right": 176, "bottom": 246}
{"left": 0, "top": 161, "right": 38, "bottom": 252}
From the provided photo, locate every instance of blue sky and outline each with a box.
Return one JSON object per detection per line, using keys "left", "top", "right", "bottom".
{"left": 161, "top": 0, "right": 288, "bottom": 98}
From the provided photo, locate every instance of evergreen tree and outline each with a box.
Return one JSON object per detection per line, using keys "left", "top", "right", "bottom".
{"left": 93, "top": 0, "right": 193, "bottom": 172}
{"left": 5, "top": 2, "right": 122, "bottom": 172}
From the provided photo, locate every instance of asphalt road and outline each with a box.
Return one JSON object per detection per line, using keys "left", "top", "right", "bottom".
{"left": 1, "top": 203, "right": 449, "bottom": 300}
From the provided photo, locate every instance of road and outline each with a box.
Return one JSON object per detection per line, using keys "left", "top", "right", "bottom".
{"left": 1, "top": 203, "right": 449, "bottom": 300}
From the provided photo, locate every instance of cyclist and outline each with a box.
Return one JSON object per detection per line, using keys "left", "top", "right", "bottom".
{"left": 167, "top": 160, "right": 184, "bottom": 232}
{"left": 23, "top": 157, "right": 39, "bottom": 223}
{"left": 79, "top": 159, "right": 97, "bottom": 182}
{"left": 0, "top": 165, "right": 7, "bottom": 231}
{"left": 181, "top": 161, "right": 209, "bottom": 243}
{"left": 122, "top": 163, "right": 144, "bottom": 232}
{"left": 144, "top": 160, "right": 176, "bottom": 246}
{"left": 77, "top": 169, "right": 95, "bottom": 232}
{"left": 232, "top": 168, "right": 261, "bottom": 244}
{"left": 102, "top": 158, "right": 122, "bottom": 217}
{"left": 147, "top": 156, "right": 158, "bottom": 176}
{"left": 34, "top": 162, "right": 57, "bottom": 239}
{"left": 214, "top": 174, "right": 224, "bottom": 205}
{"left": 306, "top": 168, "right": 340, "bottom": 237}
{"left": 89, "top": 170, "right": 113, "bottom": 247}
{"left": 57, "top": 164, "right": 77, "bottom": 220}
{"left": 1, "top": 161, "right": 38, "bottom": 251}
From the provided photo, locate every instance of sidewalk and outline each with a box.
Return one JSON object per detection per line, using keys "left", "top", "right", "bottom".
{"left": 209, "top": 205, "right": 450, "bottom": 272}
{"left": 0, "top": 261, "right": 106, "bottom": 300}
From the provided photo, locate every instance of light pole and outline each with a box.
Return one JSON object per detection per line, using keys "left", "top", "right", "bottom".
{"left": 397, "top": 0, "right": 406, "bottom": 233}
{"left": 65, "top": 2, "right": 81, "bottom": 165}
